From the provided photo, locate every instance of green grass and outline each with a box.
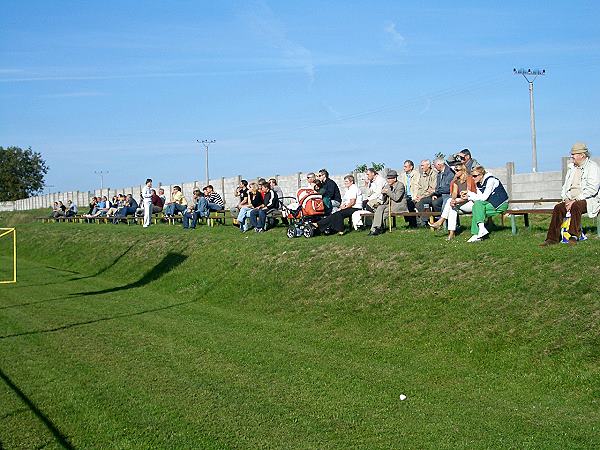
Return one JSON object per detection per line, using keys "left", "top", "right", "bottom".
{"left": 0, "top": 212, "right": 599, "bottom": 449}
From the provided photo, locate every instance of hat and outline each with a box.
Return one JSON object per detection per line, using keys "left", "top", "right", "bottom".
{"left": 571, "top": 142, "right": 588, "bottom": 155}
{"left": 386, "top": 169, "right": 398, "bottom": 179}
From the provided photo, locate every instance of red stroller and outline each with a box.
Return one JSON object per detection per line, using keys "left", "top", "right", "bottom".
{"left": 283, "top": 188, "right": 325, "bottom": 238}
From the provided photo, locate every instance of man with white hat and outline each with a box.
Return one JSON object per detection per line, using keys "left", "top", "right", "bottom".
{"left": 540, "top": 142, "right": 600, "bottom": 246}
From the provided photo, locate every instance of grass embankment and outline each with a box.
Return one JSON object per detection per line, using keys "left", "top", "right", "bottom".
{"left": 0, "top": 213, "right": 599, "bottom": 449}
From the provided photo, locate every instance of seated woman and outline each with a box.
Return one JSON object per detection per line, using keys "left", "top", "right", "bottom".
{"left": 237, "top": 182, "right": 261, "bottom": 231}
{"left": 429, "top": 164, "right": 476, "bottom": 240}
{"left": 52, "top": 201, "right": 66, "bottom": 218}
{"left": 313, "top": 174, "right": 363, "bottom": 235}
{"left": 465, "top": 165, "right": 509, "bottom": 242}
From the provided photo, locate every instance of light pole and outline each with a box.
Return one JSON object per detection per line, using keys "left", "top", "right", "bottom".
{"left": 197, "top": 139, "right": 216, "bottom": 186}
{"left": 94, "top": 170, "right": 109, "bottom": 189}
{"left": 514, "top": 68, "right": 546, "bottom": 172}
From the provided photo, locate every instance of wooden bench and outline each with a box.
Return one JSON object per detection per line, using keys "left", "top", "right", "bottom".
{"left": 503, "top": 198, "right": 600, "bottom": 237}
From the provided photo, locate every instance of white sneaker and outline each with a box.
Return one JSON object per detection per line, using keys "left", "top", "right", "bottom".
{"left": 467, "top": 235, "right": 481, "bottom": 243}
{"left": 477, "top": 228, "right": 489, "bottom": 239}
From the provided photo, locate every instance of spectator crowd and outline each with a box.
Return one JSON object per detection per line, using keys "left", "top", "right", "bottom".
{"left": 50, "top": 144, "right": 600, "bottom": 245}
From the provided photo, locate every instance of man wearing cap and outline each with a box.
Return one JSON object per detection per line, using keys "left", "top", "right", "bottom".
{"left": 369, "top": 169, "right": 408, "bottom": 236}
{"left": 458, "top": 149, "right": 479, "bottom": 172}
{"left": 540, "top": 142, "right": 600, "bottom": 246}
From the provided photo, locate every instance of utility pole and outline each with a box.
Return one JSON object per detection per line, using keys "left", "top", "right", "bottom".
{"left": 197, "top": 139, "right": 216, "bottom": 186}
{"left": 514, "top": 68, "right": 546, "bottom": 172}
{"left": 94, "top": 170, "right": 109, "bottom": 189}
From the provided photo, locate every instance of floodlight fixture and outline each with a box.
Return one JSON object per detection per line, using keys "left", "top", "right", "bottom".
{"left": 513, "top": 68, "right": 546, "bottom": 172}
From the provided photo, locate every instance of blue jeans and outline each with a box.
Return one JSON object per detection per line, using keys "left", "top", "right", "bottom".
{"left": 207, "top": 203, "right": 224, "bottom": 212}
{"left": 164, "top": 203, "right": 187, "bottom": 216}
{"left": 183, "top": 211, "right": 198, "bottom": 228}
{"left": 237, "top": 207, "right": 253, "bottom": 229}
{"left": 249, "top": 209, "right": 267, "bottom": 230}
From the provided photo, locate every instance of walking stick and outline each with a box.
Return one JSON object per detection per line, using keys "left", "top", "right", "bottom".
{"left": 388, "top": 195, "right": 392, "bottom": 232}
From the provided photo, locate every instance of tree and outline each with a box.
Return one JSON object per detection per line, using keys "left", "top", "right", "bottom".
{"left": 354, "top": 162, "right": 385, "bottom": 173}
{"left": 0, "top": 146, "right": 49, "bottom": 201}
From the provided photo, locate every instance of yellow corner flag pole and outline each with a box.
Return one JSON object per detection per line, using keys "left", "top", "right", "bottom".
{"left": 0, "top": 228, "right": 16, "bottom": 284}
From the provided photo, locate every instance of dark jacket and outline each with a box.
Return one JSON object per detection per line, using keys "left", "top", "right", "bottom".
{"left": 323, "top": 178, "right": 342, "bottom": 203}
{"left": 434, "top": 165, "right": 454, "bottom": 196}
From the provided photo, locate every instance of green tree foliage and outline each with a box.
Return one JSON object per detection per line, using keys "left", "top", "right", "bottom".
{"left": 0, "top": 146, "right": 49, "bottom": 201}
{"left": 354, "top": 162, "right": 385, "bottom": 173}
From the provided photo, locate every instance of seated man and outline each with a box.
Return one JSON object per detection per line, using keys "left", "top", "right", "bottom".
{"left": 369, "top": 170, "right": 408, "bottom": 236}
{"left": 113, "top": 194, "right": 138, "bottom": 223}
{"left": 541, "top": 142, "right": 600, "bottom": 246}
{"left": 413, "top": 159, "right": 437, "bottom": 226}
{"left": 249, "top": 181, "right": 279, "bottom": 232}
{"left": 230, "top": 179, "right": 249, "bottom": 218}
{"left": 458, "top": 148, "right": 479, "bottom": 173}
{"left": 317, "top": 169, "right": 342, "bottom": 211}
{"left": 401, "top": 159, "right": 420, "bottom": 228}
{"left": 163, "top": 185, "right": 187, "bottom": 216}
{"left": 362, "top": 167, "right": 386, "bottom": 212}
{"left": 204, "top": 185, "right": 225, "bottom": 212}
{"left": 183, "top": 189, "right": 209, "bottom": 229}
{"left": 431, "top": 158, "right": 454, "bottom": 212}
{"left": 65, "top": 199, "right": 78, "bottom": 217}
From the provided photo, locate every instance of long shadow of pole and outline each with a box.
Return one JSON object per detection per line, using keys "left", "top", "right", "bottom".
{"left": 0, "top": 368, "right": 75, "bottom": 449}
{"left": 73, "top": 252, "right": 188, "bottom": 297}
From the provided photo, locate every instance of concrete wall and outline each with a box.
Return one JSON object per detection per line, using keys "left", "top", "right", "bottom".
{"left": 3, "top": 159, "right": 593, "bottom": 213}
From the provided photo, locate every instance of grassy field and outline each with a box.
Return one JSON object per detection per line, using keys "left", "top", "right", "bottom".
{"left": 0, "top": 210, "right": 599, "bottom": 449}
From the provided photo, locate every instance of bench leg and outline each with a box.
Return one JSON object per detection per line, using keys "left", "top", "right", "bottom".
{"left": 510, "top": 215, "right": 517, "bottom": 235}
{"left": 524, "top": 213, "right": 530, "bottom": 229}
{"left": 597, "top": 215, "right": 600, "bottom": 238}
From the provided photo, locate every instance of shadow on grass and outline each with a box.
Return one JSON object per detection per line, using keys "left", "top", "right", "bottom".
{"left": 0, "top": 296, "right": 202, "bottom": 340}
{"left": 0, "top": 368, "right": 75, "bottom": 449}
{"left": 67, "top": 242, "right": 139, "bottom": 281}
{"left": 13, "top": 243, "right": 139, "bottom": 289}
{"left": 72, "top": 252, "right": 187, "bottom": 296}
{"left": 0, "top": 252, "right": 186, "bottom": 311}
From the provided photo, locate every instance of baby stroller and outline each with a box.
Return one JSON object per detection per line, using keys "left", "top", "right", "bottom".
{"left": 283, "top": 188, "right": 325, "bottom": 238}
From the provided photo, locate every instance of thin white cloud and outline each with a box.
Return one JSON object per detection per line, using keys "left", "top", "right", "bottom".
{"left": 384, "top": 22, "right": 406, "bottom": 48}
{"left": 40, "top": 91, "right": 106, "bottom": 98}
{"left": 419, "top": 98, "right": 431, "bottom": 115}
{"left": 242, "top": 0, "right": 315, "bottom": 85}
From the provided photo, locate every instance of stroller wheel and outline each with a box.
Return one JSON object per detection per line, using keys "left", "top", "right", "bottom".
{"left": 287, "top": 226, "right": 296, "bottom": 238}
{"left": 303, "top": 224, "right": 315, "bottom": 238}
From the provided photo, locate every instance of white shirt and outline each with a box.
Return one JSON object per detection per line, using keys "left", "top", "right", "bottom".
{"left": 142, "top": 186, "right": 153, "bottom": 202}
{"left": 342, "top": 184, "right": 363, "bottom": 208}
{"left": 467, "top": 174, "right": 499, "bottom": 202}
{"left": 366, "top": 175, "right": 386, "bottom": 203}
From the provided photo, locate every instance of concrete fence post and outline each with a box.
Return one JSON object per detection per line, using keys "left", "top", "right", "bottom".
{"left": 505, "top": 162, "right": 514, "bottom": 199}
{"left": 561, "top": 157, "right": 569, "bottom": 183}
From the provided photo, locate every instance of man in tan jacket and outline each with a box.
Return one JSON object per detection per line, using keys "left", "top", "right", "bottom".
{"left": 414, "top": 159, "right": 437, "bottom": 226}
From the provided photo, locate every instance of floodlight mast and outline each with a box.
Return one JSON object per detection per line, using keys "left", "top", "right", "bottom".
{"left": 94, "top": 170, "right": 109, "bottom": 189}
{"left": 197, "top": 139, "right": 216, "bottom": 186}
{"left": 514, "top": 68, "right": 546, "bottom": 172}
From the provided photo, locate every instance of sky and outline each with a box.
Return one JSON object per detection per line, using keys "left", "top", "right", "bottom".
{"left": 1, "top": 0, "right": 600, "bottom": 193}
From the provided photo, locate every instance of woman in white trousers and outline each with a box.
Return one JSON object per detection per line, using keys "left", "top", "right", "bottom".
{"left": 429, "top": 164, "right": 476, "bottom": 240}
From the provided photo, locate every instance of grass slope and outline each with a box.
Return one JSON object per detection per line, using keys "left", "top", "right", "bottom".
{"left": 0, "top": 214, "right": 599, "bottom": 449}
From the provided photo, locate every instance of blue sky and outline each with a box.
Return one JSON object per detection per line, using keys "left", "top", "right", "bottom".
{"left": 2, "top": 0, "right": 600, "bottom": 192}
